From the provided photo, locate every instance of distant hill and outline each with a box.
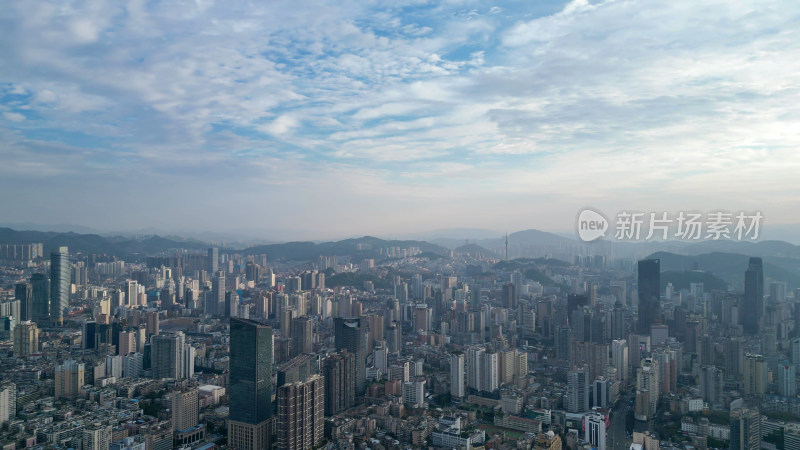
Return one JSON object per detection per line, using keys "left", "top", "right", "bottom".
{"left": 240, "top": 236, "right": 450, "bottom": 261}
{"left": 0, "top": 227, "right": 209, "bottom": 259}
{"left": 454, "top": 243, "right": 498, "bottom": 257}
{"left": 647, "top": 251, "right": 800, "bottom": 290}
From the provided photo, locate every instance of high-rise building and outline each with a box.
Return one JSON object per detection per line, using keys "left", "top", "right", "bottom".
{"left": 210, "top": 271, "right": 226, "bottom": 316}
{"left": 55, "top": 360, "right": 85, "bottom": 399}
{"left": 567, "top": 366, "right": 589, "bottom": 413}
{"left": 699, "top": 365, "right": 724, "bottom": 409}
{"left": 777, "top": 362, "right": 797, "bottom": 398}
{"left": 30, "top": 273, "right": 49, "bottom": 323}
{"left": 228, "top": 318, "right": 273, "bottom": 450}
{"left": 334, "top": 317, "right": 366, "bottom": 395}
{"left": 635, "top": 358, "right": 659, "bottom": 421}
{"left": 402, "top": 379, "right": 426, "bottom": 408}
{"left": 170, "top": 389, "right": 199, "bottom": 431}
{"left": 82, "top": 424, "right": 112, "bottom": 450}
{"left": 730, "top": 408, "right": 760, "bottom": 450}
{"left": 208, "top": 247, "right": 218, "bottom": 273}
{"left": 14, "top": 282, "right": 31, "bottom": 322}
{"left": 151, "top": 332, "right": 187, "bottom": 380}
{"left": 450, "top": 353, "right": 465, "bottom": 398}
{"left": 502, "top": 283, "right": 517, "bottom": 309}
{"left": 276, "top": 374, "right": 324, "bottom": 450}
{"left": 743, "top": 257, "right": 764, "bottom": 334}
{"left": 13, "top": 321, "right": 39, "bottom": 358}
{"left": 0, "top": 382, "right": 16, "bottom": 426}
{"left": 637, "top": 259, "right": 660, "bottom": 335}
{"left": 323, "top": 350, "right": 355, "bottom": 415}
{"left": 50, "top": 246, "right": 70, "bottom": 325}
{"left": 585, "top": 411, "right": 607, "bottom": 450}
{"left": 611, "top": 339, "right": 629, "bottom": 383}
{"left": 290, "top": 316, "right": 313, "bottom": 356}
{"left": 743, "top": 353, "right": 766, "bottom": 396}
{"left": 119, "top": 331, "right": 137, "bottom": 356}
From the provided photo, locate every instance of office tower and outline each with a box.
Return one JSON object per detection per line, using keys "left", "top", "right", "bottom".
{"left": 30, "top": 273, "right": 49, "bottom": 323}
{"left": 611, "top": 301, "right": 625, "bottom": 340}
{"left": 730, "top": 408, "right": 761, "bottom": 450}
{"left": 0, "top": 382, "right": 16, "bottom": 427}
{"left": 106, "top": 354, "right": 123, "bottom": 378}
{"left": 555, "top": 326, "right": 572, "bottom": 360}
{"left": 323, "top": 351, "right": 355, "bottom": 415}
{"left": 151, "top": 332, "right": 186, "bottom": 380}
{"left": 124, "top": 353, "right": 144, "bottom": 378}
{"left": 334, "top": 317, "right": 366, "bottom": 395}
{"left": 743, "top": 354, "right": 766, "bottom": 396}
{"left": 402, "top": 379, "right": 426, "bottom": 408}
{"left": 567, "top": 366, "right": 590, "bottom": 413}
{"left": 82, "top": 424, "right": 112, "bottom": 450}
{"left": 210, "top": 272, "right": 226, "bottom": 316}
{"left": 228, "top": 318, "right": 273, "bottom": 450}
{"left": 55, "top": 360, "right": 85, "bottom": 399}
{"left": 743, "top": 257, "right": 764, "bottom": 334}
{"left": 13, "top": 321, "right": 39, "bottom": 357}
{"left": 170, "top": 389, "right": 199, "bottom": 431}
{"left": 611, "top": 339, "right": 629, "bottom": 383}
{"left": 276, "top": 374, "right": 324, "bottom": 450}
{"left": 777, "top": 363, "right": 797, "bottom": 398}
{"left": 119, "top": 331, "right": 137, "bottom": 356}
{"left": 49, "top": 246, "right": 70, "bottom": 325}
{"left": 14, "top": 282, "right": 31, "bottom": 321}
{"left": 502, "top": 283, "right": 517, "bottom": 309}
{"left": 699, "top": 365, "right": 724, "bottom": 409}
{"left": 290, "top": 316, "right": 313, "bottom": 356}
{"left": 125, "top": 280, "right": 139, "bottom": 307}
{"left": 450, "top": 353, "right": 465, "bottom": 398}
{"left": 637, "top": 259, "right": 660, "bottom": 334}
{"left": 145, "top": 310, "right": 159, "bottom": 338}
{"left": 208, "top": 247, "right": 218, "bottom": 273}
{"left": 586, "top": 411, "right": 607, "bottom": 450}
{"left": 725, "top": 338, "right": 745, "bottom": 379}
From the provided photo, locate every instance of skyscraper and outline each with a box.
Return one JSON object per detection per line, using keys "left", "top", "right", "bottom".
{"left": 730, "top": 408, "right": 761, "bottom": 450}
{"left": 30, "top": 273, "right": 49, "bottom": 323}
{"left": 50, "top": 246, "right": 70, "bottom": 325}
{"left": 637, "top": 259, "right": 660, "bottom": 335}
{"left": 13, "top": 321, "right": 39, "bottom": 358}
{"left": 323, "top": 351, "right": 355, "bottom": 415}
{"left": 228, "top": 318, "right": 273, "bottom": 450}
{"left": 207, "top": 247, "right": 218, "bottom": 273}
{"left": 14, "top": 283, "right": 31, "bottom": 322}
{"left": 170, "top": 389, "right": 199, "bottom": 432}
{"left": 567, "top": 365, "right": 589, "bottom": 413}
{"left": 151, "top": 332, "right": 187, "bottom": 380}
{"left": 743, "top": 257, "right": 764, "bottom": 334}
{"left": 55, "top": 360, "right": 85, "bottom": 399}
{"left": 334, "top": 317, "right": 366, "bottom": 395}
{"left": 450, "top": 353, "right": 465, "bottom": 398}
{"left": 290, "top": 316, "right": 313, "bottom": 356}
{"left": 276, "top": 374, "right": 324, "bottom": 450}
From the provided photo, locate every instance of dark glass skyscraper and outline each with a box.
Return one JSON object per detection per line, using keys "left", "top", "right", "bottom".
{"left": 228, "top": 318, "right": 274, "bottom": 450}
{"left": 30, "top": 273, "right": 50, "bottom": 323}
{"left": 229, "top": 318, "right": 273, "bottom": 423}
{"left": 334, "top": 317, "right": 366, "bottom": 395}
{"left": 50, "top": 246, "right": 70, "bottom": 325}
{"left": 743, "top": 257, "right": 764, "bottom": 334}
{"left": 637, "top": 259, "right": 660, "bottom": 335}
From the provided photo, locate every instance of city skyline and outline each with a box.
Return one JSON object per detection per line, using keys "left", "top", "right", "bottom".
{"left": 1, "top": 0, "right": 799, "bottom": 238}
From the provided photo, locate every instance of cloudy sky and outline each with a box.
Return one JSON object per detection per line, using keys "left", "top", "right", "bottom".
{"left": 1, "top": 0, "right": 798, "bottom": 240}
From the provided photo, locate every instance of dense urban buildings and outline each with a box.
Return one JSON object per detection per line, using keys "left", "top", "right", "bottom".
{"left": 0, "top": 228, "right": 796, "bottom": 450}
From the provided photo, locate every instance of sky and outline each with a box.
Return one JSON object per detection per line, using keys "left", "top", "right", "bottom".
{"left": 1, "top": 0, "right": 799, "bottom": 241}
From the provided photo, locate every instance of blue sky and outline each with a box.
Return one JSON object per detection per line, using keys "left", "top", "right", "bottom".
{"left": 1, "top": 0, "right": 798, "bottom": 240}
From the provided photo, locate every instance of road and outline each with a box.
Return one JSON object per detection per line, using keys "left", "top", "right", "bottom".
{"left": 608, "top": 395, "right": 632, "bottom": 450}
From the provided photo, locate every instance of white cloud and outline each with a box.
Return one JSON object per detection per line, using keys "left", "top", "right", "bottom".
{"left": 2, "top": 112, "right": 25, "bottom": 122}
